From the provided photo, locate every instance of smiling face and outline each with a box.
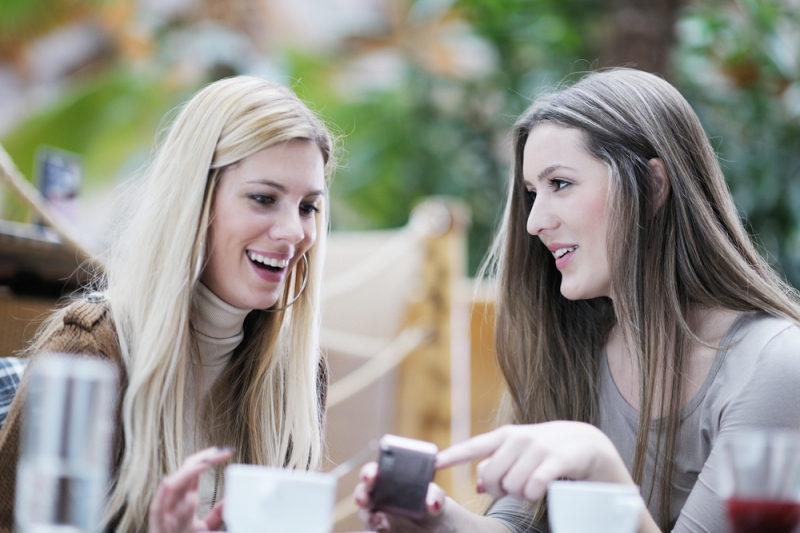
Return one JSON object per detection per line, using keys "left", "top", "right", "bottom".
{"left": 523, "top": 124, "right": 613, "bottom": 300}
{"left": 200, "top": 139, "right": 325, "bottom": 310}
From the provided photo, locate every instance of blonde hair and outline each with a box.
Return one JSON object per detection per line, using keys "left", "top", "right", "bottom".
{"left": 30, "top": 76, "right": 335, "bottom": 531}
{"left": 484, "top": 68, "right": 800, "bottom": 529}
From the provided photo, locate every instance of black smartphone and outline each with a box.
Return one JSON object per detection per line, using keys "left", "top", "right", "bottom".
{"left": 370, "top": 434, "right": 438, "bottom": 520}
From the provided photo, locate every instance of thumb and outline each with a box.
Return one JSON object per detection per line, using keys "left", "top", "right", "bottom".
{"left": 425, "top": 483, "right": 447, "bottom": 516}
{"left": 203, "top": 499, "right": 225, "bottom": 530}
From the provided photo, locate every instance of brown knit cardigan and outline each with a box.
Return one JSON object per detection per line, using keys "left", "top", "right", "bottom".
{"left": 0, "top": 300, "right": 122, "bottom": 532}
{"left": 0, "top": 300, "right": 328, "bottom": 532}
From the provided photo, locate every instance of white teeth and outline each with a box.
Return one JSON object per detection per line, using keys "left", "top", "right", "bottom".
{"left": 554, "top": 246, "right": 578, "bottom": 259}
{"left": 247, "top": 251, "right": 289, "bottom": 268}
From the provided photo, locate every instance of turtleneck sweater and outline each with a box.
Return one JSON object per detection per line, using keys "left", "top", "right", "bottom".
{"left": 186, "top": 282, "right": 250, "bottom": 518}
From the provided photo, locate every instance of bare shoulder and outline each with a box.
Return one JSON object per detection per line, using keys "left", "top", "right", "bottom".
{"left": 684, "top": 307, "right": 747, "bottom": 400}
{"left": 692, "top": 307, "right": 741, "bottom": 345}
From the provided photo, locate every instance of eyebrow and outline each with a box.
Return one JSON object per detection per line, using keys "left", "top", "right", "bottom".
{"left": 537, "top": 164, "right": 575, "bottom": 182}
{"left": 246, "top": 179, "right": 325, "bottom": 197}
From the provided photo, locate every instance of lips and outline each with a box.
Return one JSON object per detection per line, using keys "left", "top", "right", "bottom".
{"left": 546, "top": 243, "right": 578, "bottom": 270}
{"left": 246, "top": 250, "right": 289, "bottom": 271}
{"left": 246, "top": 250, "right": 291, "bottom": 282}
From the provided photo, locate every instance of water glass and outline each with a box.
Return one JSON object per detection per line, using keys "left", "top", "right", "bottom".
{"left": 15, "top": 354, "right": 117, "bottom": 533}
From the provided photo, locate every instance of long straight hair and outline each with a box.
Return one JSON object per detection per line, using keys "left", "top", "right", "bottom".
{"left": 29, "top": 76, "right": 335, "bottom": 532}
{"left": 483, "top": 68, "right": 800, "bottom": 529}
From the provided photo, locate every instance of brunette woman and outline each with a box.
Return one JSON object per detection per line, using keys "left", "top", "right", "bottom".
{"left": 357, "top": 68, "right": 800, "bottom": 532}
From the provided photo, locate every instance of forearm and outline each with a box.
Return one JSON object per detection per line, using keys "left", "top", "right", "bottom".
{"left": 591, "top": 436, "right": 661, "bottom": 533}
{"left": 438, "top": 498, "right": 515, "bottom": 533}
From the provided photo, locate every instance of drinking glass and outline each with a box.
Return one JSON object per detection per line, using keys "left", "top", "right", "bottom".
{"left": 719, "top": 429, "right": 800, "bottom": 533}
{"left": 15, "top": 354, "right": 117, "bottom": 533}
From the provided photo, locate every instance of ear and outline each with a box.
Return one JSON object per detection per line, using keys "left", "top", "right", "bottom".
{"left": 648, "top": 158, "right": 670, "bottom": 213}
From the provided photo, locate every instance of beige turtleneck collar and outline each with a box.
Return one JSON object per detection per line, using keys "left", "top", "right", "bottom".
{"left": 188, "top": 283, "right": 251, "bottom": 517}
{"left": 191, "top": 282, "right": 250, "bottom": 368}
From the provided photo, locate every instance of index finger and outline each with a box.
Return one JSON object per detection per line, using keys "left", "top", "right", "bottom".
{"left": 435, "top": 430, "right": 506, "bottom": 469}
{"left": 165, "top": 446, "right": 235, "bottom": 496}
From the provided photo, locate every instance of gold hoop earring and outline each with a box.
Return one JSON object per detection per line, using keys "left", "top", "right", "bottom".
{"left": 265, "top": 253, "right": 309, "bottom": 312}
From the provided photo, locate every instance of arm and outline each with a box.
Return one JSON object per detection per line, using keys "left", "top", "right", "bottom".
{"left": 436, "top": 422, "right": 661, "bottom": 533}
{"left": 672, "top": 324, "right": 800, "bottom": 533}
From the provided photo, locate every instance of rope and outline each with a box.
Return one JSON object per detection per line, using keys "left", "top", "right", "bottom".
{"left": 327, "top": 326, "right": 430, "bottom": 407}
{"left": 323, "top": 224, "right": 426, "bottom": 301}
{"left": 0, "top": 143, "right": 97, "bottom": 263}
{"left": 321, "top": 327, "right": 391, "bottom": 358}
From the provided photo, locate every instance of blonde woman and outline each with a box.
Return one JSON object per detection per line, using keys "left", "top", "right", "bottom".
{"left": 0, "top": 76, "right": 336, "bottom": 532}
{"left": 356, "top": 69, "right": 800, "bottom": 532}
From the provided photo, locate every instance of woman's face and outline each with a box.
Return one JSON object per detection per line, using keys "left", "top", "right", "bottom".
{"left": 523, "top": 124, "right": 613, "bottom": 300}
{"left": 201, "top": 139, "right": 325, "bottom": 310}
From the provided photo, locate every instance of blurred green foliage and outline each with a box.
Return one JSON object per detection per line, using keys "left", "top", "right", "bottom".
{"left": 674, "top": 0, "right": 800, "bottom": 286}
{"left": 0, "top": 0, "right": 110, "bottom": 47}
{"left": 2, "top": 0, "right": 799, "bottom": 283}
{"left": 1, "top": 69, "right": 188, "bottom": 222}
{"left": 298, "top": 0, "right": 610, "bottom": 273}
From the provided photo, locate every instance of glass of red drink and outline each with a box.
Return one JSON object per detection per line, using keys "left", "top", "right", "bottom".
{"left": 720, "top": 429, "right": 800, "bottom": 533}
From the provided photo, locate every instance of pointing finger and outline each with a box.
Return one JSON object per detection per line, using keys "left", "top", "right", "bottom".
{"left": 436, "top": 429, "right": 507, "bottom": 469}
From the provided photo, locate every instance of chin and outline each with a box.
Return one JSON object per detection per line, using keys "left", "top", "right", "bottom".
{"left": 255, "top": 293, "right": 282, "bottom": 311}
{"left": 228, "top": 292, "right": 279, "bottom": 311}
{"left": 559, "top": 283, "right": 597, "bottom": 301}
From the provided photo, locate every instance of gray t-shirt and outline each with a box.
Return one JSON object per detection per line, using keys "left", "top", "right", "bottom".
{"left": 488, "top": 312, "right": 800, "bottom": 532}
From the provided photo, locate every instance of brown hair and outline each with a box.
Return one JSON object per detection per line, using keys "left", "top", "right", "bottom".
{"left": 484, "top": 68, "right": 800, "bottom": 529}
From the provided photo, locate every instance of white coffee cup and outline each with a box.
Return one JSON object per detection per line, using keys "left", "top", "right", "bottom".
{"left": 547, "top": 480, "right": 642, "bottom": 533}
{"left": 223, "top": 465, "right": 337, "bottom": 533}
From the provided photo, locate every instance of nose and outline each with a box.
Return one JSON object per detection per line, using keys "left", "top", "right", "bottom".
{"left": 526, "top": 194, "right": 558, "bottom": 236}
{"left": 270, "top": 206, "right": 306, "bottom": 245}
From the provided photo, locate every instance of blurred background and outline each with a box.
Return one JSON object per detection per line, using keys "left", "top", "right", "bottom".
{"left": 1, "top": 0, "right": 799, "bottom": 281}
{"left": 1, "top": 0, "right": 800, "bottom": 529}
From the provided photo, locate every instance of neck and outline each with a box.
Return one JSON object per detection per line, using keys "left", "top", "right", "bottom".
{"left": 191, "top": 282, "right": 250, "bottom": 366}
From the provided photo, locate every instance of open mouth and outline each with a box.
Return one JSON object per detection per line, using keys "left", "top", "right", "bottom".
{"left": 553, "top": 246, "right": 578, "bottom": 259}
{"left": 247, "top": 250, "right": 289, "bottom": 273}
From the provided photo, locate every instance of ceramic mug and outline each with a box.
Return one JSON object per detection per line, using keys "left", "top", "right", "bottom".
{"left": 223, "top": 465, "right": 337, "bottom": 533}
{"left": 547, "top": 480, "right": 642, "bottom": 533}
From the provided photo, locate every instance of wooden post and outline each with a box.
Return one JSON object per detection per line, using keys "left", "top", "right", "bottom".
{"left": 395, "top": 198, "right": 469, "bottom": 497}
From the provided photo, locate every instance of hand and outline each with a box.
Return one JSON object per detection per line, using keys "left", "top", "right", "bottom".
{"left": 353, "top": 461, "right": 447, "bottom": 532}
{"left": 148, "top": 446, "right": 235, "bottom": 533}
{"left": 435, "top": 422, "right": 634, "bottom": 502}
